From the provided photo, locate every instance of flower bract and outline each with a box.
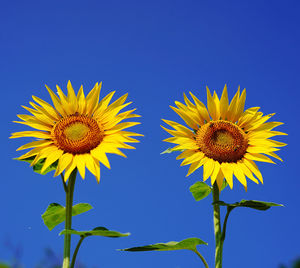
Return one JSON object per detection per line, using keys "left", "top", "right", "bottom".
{"left": 11, "top": 81, "right": 142, "bottom": 182}
{"left": 161, "top": 85, "right": 286, "bottom": 190}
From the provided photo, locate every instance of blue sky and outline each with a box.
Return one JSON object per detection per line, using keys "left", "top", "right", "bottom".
{"left": 1, "top": 0, "right": 300, "bottom": 267}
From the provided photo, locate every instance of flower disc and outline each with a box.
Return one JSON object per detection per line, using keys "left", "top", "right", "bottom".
{"left": 52, "top": 114, "right": 104, "bottom": 154}
{"left": 196, "top": 120, "right": 248, "bottom": 163}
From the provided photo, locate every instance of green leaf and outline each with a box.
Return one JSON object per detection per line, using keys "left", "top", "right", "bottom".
{"left": 120, "top": 238, "right": 207, "bottom": 252}
{"left": 160, "top": 147, "right": 184, "bottom": 154}
{"left": 0, "top": 263, "right": 10, "bottom": 268}
{"left": 16, "top": 156, "right": 58, "bottom": 175}
{"left": 42, "top": 203, "right": 93, "bottom": 230}
{"left": 190, "top": 182, "right": 212, "bottom": 201}
{"left": 214, "top": 199, "right": 284, "bottom": 211}
{"left": 59, "top": 227, "right": 130, "bottom": 238}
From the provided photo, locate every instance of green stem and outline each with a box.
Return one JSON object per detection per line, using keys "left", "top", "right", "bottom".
{"left": 61, "top": 173, "right": 68, "bottom": 193}
{"left": 221, "top": 207, "right": 234, "bottom": 242}
{"left": 193, "top": 249, "right": 209, "bottom": 268}
{"left": 62, "top": 169, "right": 77, "bottom": 268}
{"left": 70, "top": 236, "right": 86, "bottom": 268}
{"left": 212, "top": 183, "right": 222, "bottom": 268}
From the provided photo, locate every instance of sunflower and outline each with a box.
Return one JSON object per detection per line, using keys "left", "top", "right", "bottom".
{"left": 11, "top": 81, "right": 142, "bottom": 182}
{"left": 161, "top": 85, "right": 286, "bottom": 190}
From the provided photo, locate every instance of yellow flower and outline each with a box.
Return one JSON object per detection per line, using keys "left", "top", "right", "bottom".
{"left": 161, "top": 85, "right": 286, "bottom": 190}
{"left": 11, "top": 81, "right": 142, "bottom": 182}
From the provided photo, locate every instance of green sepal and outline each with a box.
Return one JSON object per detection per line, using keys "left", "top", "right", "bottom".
{"left": 160, "top": 147, "right": 184, "bottom": 154}
{"left": 213, "top": 199, "right": 284, "bottom": 211}
{"left": 120, "top": 237, "right": 207, "bottom": 252}
{"left": 15, "top": 156, "right": 58, "bottom": 175}
{"left": 190, "top": 180, "right": 228, "bottom": 201}
{"left": 42, "top": 203, "right": 93, "bottom": 231}
{"left": 59, "top": 227, "right": 130, "bottom": 238}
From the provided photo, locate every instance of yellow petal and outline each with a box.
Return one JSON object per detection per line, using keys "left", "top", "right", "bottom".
{"left": 41, "top": 149, "right": 64, "bottom": 173}
{"left": 13, "top": 120, "right": 52, "bottom": 132}
{"left": 243, "top": 159, "right": 263, "bottom": 184}
{"left": 100, "top": 143, "right": 127, "bottom": 158}
{"left": 251, "top": 122, "right": 283, "bottom": 132}
{"left": 31, "top": 95, "right": 60, "bottom": 120}
{"left": 186, "top": 158, "right": 206, "bottom": 177}
{"left": 233, "top": 88, "right": 246, "bottom": 122}
{"left": 105, "top": 122, "right": 141, "bottom": 134}
{"left": 94, "top": 91, "right": 116, "bottom": 117}
{"left": 16, "top": 140, "right": 53, "bottom": 151}
{"left": 64, "top": 158, "right": 77, "bottom": 181}
{"left": 206, "top": 87, "right": 218, "bottom": 120}
{"left": 215, "top": 169, "right": 224, "bottom": 192}
{"left": 74, "top": 154, "right": 86, "bottom": 179}
{"left": 219, "top": 85, "right": 229, "bottom": 119}
{"left": 90, "top": 147, "right": 111, "bottom": 169}
{"left": 170, "top": 105, "right": 198, "bottom": 129}
{"left": 161, "top": 119, "right": 194, "bottom": 137}
{"left": 175, "top": 101, "right": 201, "bottom": 124}
{"left": 10, "top": 131, "right": 51, "bottom": 139}
{"left": 264, "top": 151, "right": 283, "bottom": 162}
{"left": 67, "top": 80, "right": 78, "bottom": 113}
{"left": 247, "top": 146, "right": 279, "bottom": 154}
{"left": 17, "top": 147, "right": 44, "bottom": 160}
{"left": 212, "top": 91, "right": 221, "bottom": 120}
{"left": 244, "top": 153, "right": 275, "bottom": 164}
{"left": 86, "top": 82, "right": 101, "bottom": 116}
{"left": 29, "top": 145, "right": 58, "bottom": 166}
{"left": 233, "top": 163, "right": 247, "bottom": 187}
{"left": 54, "top": 153, "right": 73, "bottom": 177}
{"left": 203, "top": 158, "right": 215, "bottom": 182}
{"left": 226, "top": 87, "right": 240, "bottom": 122}
{"left": 237, "top": 161, "right": 258, "bottom": 184}
{"left": 176, "top": 150, "right": 194, "bottom": 160}
{"left": 45, "top": 85, "right": 67, "bottom": 117}
{"left": 189, "top": 92, "right": 211, "bottom": 122}
{"left": 77, "top": 85, "right": 87, "bottom": 114}
{"left": 220, "top": 162, "right": 233, "bottom": 189}
{"left": 180, "top": 152, "right": 204, "bottom": 166}
{"left": 210, "top": 161, "right": 221, "bottom": 185}
{"left": 56, "top": 85, "right": 73, "bottom": 115}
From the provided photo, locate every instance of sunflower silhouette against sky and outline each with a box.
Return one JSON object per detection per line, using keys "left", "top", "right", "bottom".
{"left": 10, "top": 81, "right": 142, "bottom": 182}
{"left": 162, "top": 85, "right": 286, "bottom": 190}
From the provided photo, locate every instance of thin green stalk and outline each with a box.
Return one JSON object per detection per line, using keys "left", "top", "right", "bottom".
{"left": 62, "top": 169, "right": 77, "bottom": 268}
{"left": 212, "top": 183, "right": 222, "bottom": 268}
{"left": 70, "top": 236, "right": 86, "bottom": 268}
{"left": 221, "top": 207, "right": 234, "bottom": 242}
{"left": 61, "top": 173, "right": 68, "bottom": 193}
{"left": 193, "top": 249, "right": 209, "bottom": 268}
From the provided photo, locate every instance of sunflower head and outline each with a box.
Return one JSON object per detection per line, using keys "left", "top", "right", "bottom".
{"left": 11, "top": 81, "right": 142, "bottom": 183}
{"left": 161, "top": 84, "right": 287, "bottom": 191}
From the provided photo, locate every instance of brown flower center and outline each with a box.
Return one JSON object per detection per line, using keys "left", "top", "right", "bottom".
{"left": 52, "top": 115, "right": 104, "bottom": 154}
{"left": 196, "top": 120, "right": 248, "bottom": 163}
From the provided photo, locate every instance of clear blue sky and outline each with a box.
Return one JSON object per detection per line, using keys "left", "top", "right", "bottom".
{"left": 1, "top": 0, "right": 299, "bottom": 267}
